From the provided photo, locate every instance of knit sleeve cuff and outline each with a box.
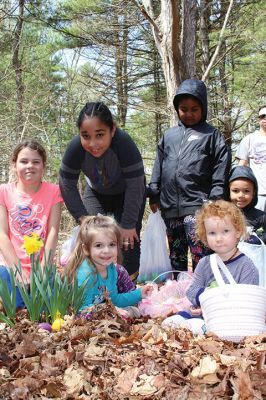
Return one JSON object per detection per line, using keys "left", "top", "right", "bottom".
{"left": 196, "top": 288, "right": 205, "bottom": 306}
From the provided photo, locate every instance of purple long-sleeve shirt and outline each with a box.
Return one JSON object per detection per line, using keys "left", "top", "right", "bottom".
{"left": 116, "top": 264, "right": 136, "bottom": 293}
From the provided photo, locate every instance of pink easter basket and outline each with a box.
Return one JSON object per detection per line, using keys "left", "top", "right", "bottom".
{"left": 138, "top": 271, "right": 193, "bottom": 318}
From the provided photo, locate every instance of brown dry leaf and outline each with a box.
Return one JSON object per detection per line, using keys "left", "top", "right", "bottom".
{"left": 95, "top": 319, "right": 123, "bottom": 337}
{"left": 9, "top": 376, "right": 43, "bottom": 397}
{"left": 113, "top": 332, "right": 141, "bottom": 345}
{"left": 114, "top": 366, "right": 141, "bottom": 394}
{"left": 109, "top": 366, "right": 121, "bottom": 376}
{"left": 121, "top": 350, "right": 140, "bottom": 365}
{"left": 1, "top": 300, "right": 266, "bottom": 399}
{"left": 256, "top": 352, "right": 265, "bottom": 370}
{"left": 223, "top": 347, "right": 252, "bottom": 359}
{"left": 250, "top": 371, "right": 266, "bottom": 396}
{"left": 186, "top": 386, "right": 216, "bottom": 400}
{"left": 244, "top": 334, "right": 266, "bottom": 344}
{"left": 219, "top": 354, "right": 254, "bottom": 371}
{"left": 0, "top": 367, "right": 10, "bottom": 383}
{"left": 142, "top": 324, "right": 168, "bottom": 344}
{"left": 84, "top": 336, "right": 105, "bottom": 357}
{"left": 130, "top": 373, "right": 165, "bottom": 396}
{"left": 143, "top": 346, "right": 161, "bottom": 358}
{"left": 40, "top": 349, "right": 72, "bottom": 371}
{"left": 57, "top": 348, "right": 76, "bottom": 366}
{"left": 69, "top": 324, "right": 92, "bottom": 341}
{"left": 191, "top": 355, "right": 218, "bottom": 378}
{"left": 19, "top": 355, "right": 40, "bottom": 373}
{"left": 211, "top": 368, "right": 231, "bottom": 398}
{"left": 63, "top": 363, "right": 87, "bottom": 396}
{"left": 197, "top": 338, "right": 224, "bottom": 354}
{"left": 166, "top": 338, "right": 185, "bottom": 351}
{"left": 230, "top": 369, "right": 261, "bottom": 400}
{"left": 41, "top": 380, "right": 65, "bottom": 398}
{"left": 245, "top": 342, "right": 266, "bottom": 352}
{"left": 15, "top": 334, "right": 38, "bottom": 356}
{"left": 0, "top": 351, "right": 12, "bottom": 367}
{"left": 201, "top": 373, "right": 221, "bottom": 385}
{"left": 168, "top": 353, "right": 190, "bottom": 376}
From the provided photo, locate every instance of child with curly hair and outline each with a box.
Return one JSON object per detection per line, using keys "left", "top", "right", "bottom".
{"left": 162, "top": 200, "right": 259, "bottom": 333}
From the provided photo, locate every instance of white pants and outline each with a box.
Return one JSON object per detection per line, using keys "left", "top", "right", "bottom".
{"left": 162, "top": 315, "right": 205, "bottom": 335}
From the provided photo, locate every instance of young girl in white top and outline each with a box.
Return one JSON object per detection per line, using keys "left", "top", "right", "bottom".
{"left": 162, "top": 200, "right": 259, "bottom": 333}
{"left": 64, "top": 215, "right": 152, "bottom": 312}
{"left": 0, "top": 139, "right": 63, "bottom": 307}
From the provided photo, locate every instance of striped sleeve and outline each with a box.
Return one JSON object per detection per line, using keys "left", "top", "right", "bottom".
{"left": 59, "top": 136, "right": 88, "bottom": 221}
{"left": 114, "top": 130, "right": 146, "bottom": 228}
{"left": 116, "top": 264, "right": 136, "bottom": 292}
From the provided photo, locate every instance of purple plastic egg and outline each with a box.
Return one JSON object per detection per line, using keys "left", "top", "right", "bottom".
{"left": 38, "top": 322, "right": 52, "bottom": 332}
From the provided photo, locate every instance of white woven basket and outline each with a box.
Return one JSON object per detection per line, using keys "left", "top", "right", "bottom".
{"left": 199, "top": 254, "right": 266, "bottom": 343}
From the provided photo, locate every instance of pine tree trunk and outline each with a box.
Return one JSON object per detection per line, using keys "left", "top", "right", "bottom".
{"left": 114, "top": 11, "right": 128, "bottom": 128}
{"left": 181, "top": 0, "right": 197, "bottom": 79}
{"left": 12, "top": 0, "right": 25, "bottom": 139}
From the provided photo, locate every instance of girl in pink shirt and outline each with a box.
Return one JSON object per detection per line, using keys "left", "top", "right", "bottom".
{"left": 0, "top": 139, "right": 63, "bottom": 307}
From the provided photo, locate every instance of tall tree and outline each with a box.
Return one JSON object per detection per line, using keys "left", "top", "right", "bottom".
{"left": 12, "top": 0, "right": 25, "bottom": 138}
{"left": 134, "top": 0, "right": 197, "bottom": 124}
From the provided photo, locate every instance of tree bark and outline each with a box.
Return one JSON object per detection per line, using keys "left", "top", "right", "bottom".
{"left": 12, "top": 0, "right": 25, "bottom": 139}
{"left": 136, "top": 0, "right": 198, "bottom": 125}
{"left": 181, "top": 0, "right": 197, "bottom": 80}
{"left": 139, "top": 0, "right": 182, "bottom": 125}
{"left": 114, "top": 10, "right": 129, "bottom": 128}
{"left": 153, "top": 46, "right": 163, "bottom": 143}
{"left": 199, "top": 0, "right": 211, "bottom": 78}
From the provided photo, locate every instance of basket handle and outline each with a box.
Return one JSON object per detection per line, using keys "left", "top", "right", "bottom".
{"left": 210, "top": 254, "right": 237, "bottom": 287}
{"left": 152, "top": 270, "right": 192, "bottom": 282}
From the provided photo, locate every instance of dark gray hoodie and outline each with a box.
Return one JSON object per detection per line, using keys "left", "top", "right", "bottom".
{"left": 173, "top": 79, "right": 208, "bottom": 122}
{"left": 149, "top": 79, "right": 231, "bottom": 218}
{"left": 227, "top": 165, "right": 266, "bottom": 242}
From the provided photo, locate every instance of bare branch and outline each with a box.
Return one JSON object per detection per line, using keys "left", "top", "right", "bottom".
{"left": 202, "top": 0, "right": 234, "bottom": 82}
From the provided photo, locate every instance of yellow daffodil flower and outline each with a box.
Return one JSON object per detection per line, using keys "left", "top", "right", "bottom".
{"left": 23, "top": 233, "right": 44, "bottom": 256}
{"left": 51, "top": 311, "right": 64, "bottom": 332}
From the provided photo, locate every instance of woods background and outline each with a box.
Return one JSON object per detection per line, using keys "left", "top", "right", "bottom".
{"left": 0, "top": 0, "right": 265, "bottom": 229}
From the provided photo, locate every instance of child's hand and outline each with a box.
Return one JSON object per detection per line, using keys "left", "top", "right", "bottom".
{"left": 141, "top": 283, "right": 154, "bottom": 299}
{"left": 115, "top": 307, "right": 131, "bottom": 320}
{"left": 190, "top": 305, "right": 202, "bottom": 317}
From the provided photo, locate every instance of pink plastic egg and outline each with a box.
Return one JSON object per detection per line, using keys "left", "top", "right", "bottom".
{"left": 38, "top": 322, "right": 52, "bottom": 332}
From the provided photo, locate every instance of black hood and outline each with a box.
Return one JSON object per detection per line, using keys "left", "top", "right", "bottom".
{"left": 173, "top": 79, "right": 207, "bottom": 123}
{"left": 228, "top": 165, "right": 258, "bottom": 209}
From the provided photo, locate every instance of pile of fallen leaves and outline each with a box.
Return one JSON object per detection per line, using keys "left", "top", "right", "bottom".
{"left": 0, "top": 301, "right": 265, "bottom": 400}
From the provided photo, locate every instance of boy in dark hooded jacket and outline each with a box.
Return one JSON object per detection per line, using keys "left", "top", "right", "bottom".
{"left": 148, "top": 79, "right": 231, "bottom": 272}
{"left": 228, "top": 165, "right": 266, "bottom": 243}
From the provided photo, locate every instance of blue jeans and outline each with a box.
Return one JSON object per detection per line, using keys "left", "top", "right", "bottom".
{"left": 0, "top": 266, "right": 25, "bottom": 308}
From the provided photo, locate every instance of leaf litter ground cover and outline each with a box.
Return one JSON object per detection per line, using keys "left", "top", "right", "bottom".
{"left": 0, "top": 300, "right": 266, "bottom": 400}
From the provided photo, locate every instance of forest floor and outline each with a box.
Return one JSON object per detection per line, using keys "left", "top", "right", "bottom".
{"left": 0, "top": 299, "right": 266, "bottom": 400}
{"left": 2, "top": 209, "right": 263, "bottom": 398}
